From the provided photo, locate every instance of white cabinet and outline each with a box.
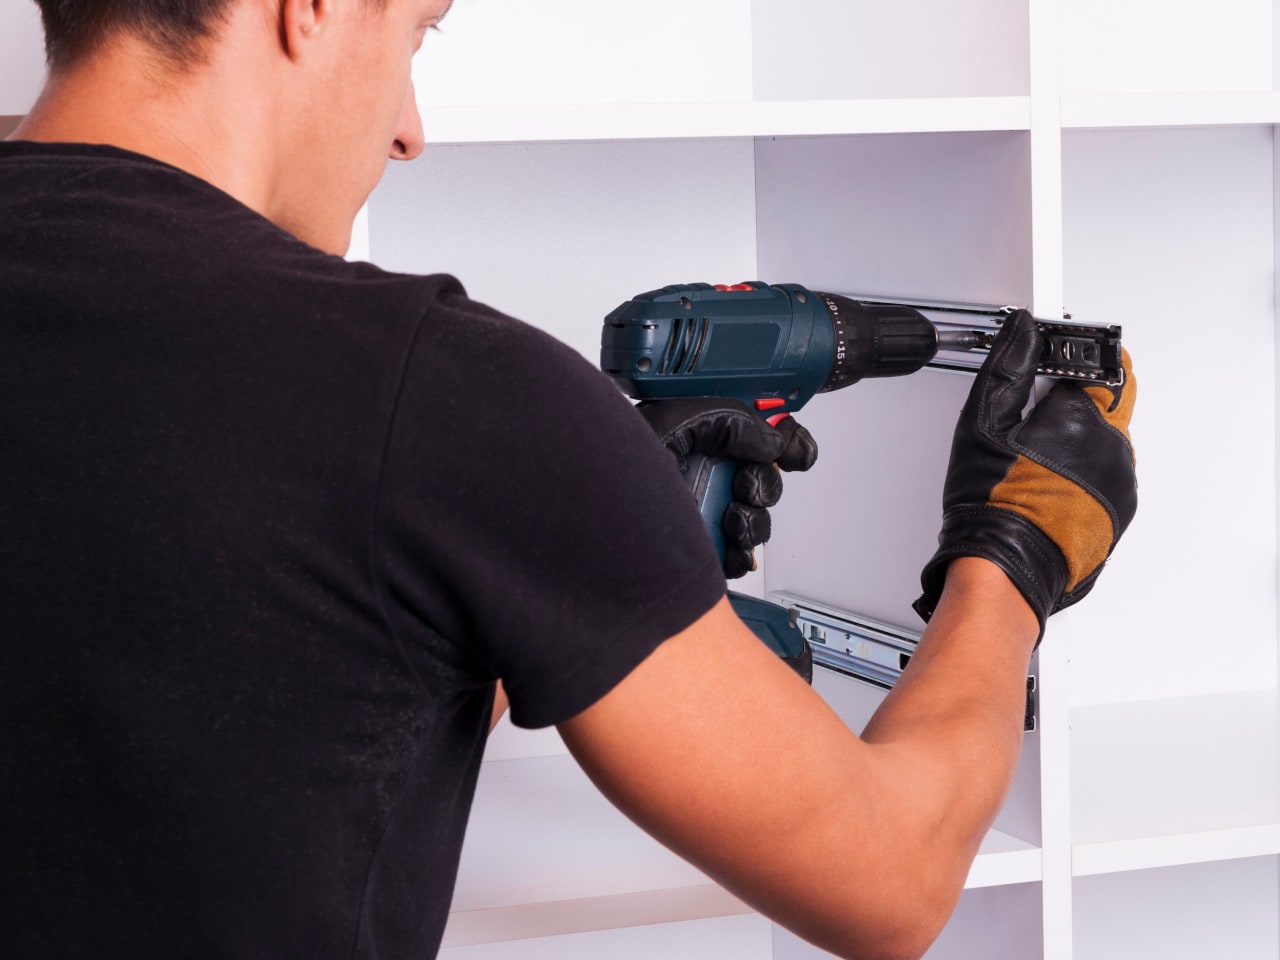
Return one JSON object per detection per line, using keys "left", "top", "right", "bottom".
{"left": 372, "top": 2, "right": 1280, "bottom": 957}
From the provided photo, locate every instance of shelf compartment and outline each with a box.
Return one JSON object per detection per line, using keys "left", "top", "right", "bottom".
{"left": 1073, "top": 857, "right": 1280, "bottom": 960}
{"left": 1071, "top": 689, "right": 1280, "bottom": 877}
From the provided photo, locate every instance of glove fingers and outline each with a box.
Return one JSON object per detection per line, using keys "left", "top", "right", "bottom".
{"left": 734, "top": 462, "right": 783, "bottom": 509}
{"left": 970, "top": 309, "right": 1043, "bottom": 440}
{"left": 723, "top": 546, "right": 756, "bottom": 580}
{"left": 723, "top": 503, "right": 771, "bottom": 579}
{"left": 772, "top": 416, "right": 819, "bottom": 472}
{"left": 1082, "top": 347, "right": 1136, "bottom": 456}
{"left": 635, "top": 398, "right": 815, "bottom": 581}
{"left": 636, "top": 399, "right": 785, "bottom": 464}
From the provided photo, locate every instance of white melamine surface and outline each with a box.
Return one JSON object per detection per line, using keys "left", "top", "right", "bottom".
{"left": 754, "top": 132, "right": 1034, "bottom": 307}
{"left": 1059, "top": 0, "right": 1273, "bottom": 94}
{"left": 750, "top": 0, "right": 1029, "bottom": 101}
{"left": 0, "top": 0, "right": 46, "bottom": 116}
{"left": 1071, "top": 690, "right": 1280, "bottom": 875}
{"left": 415, "top": 0, "right": 753, "bottom": 107}
{"left": 1061, "top": 125, "right": 1278, "bottom": 706}
{"left": 1073, "top": 857, "right": 1280, "bottom": 960}
{"left": 417, "top": 98, "right": 1032, "bottom": 145}
{"left": 1061, "top": 91, "right": 1280, "bottom": 129}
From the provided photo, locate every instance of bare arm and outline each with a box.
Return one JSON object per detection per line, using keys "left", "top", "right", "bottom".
{"left": 558, "top": 557, "right": 1035, "bottom": 960}
{"left": 489, "top": 681, "right": 509, "bottom": 733}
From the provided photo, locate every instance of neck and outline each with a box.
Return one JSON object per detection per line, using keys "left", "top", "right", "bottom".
{"left": 12, "top": 26, "right": 289, "bottom": 233}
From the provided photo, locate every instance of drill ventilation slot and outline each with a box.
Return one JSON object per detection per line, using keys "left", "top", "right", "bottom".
{"left": 658, "top": 316, "right": 711, "bottom": 375}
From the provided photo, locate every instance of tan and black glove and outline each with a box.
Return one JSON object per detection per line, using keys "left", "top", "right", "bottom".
{"left": 913, "top": 309, "right": 1137, "bottom": 641}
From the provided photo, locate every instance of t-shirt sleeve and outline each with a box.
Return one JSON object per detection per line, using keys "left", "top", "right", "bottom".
{"left": 376, "top": 288, "right": 726, "bottom": 728}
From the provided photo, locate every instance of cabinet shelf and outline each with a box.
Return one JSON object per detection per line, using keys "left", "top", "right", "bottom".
{"left": 421, "top": 97, "right": 1031, "bottom": 145}
{"left": 1061, "top": 91, "right": 1280, "bottom": 129}
{"left": 1071, "top": 689, "right": 1280, "bottom": 877}
{"left": 419, "top": 91, "right": 1280, "bottom": 147}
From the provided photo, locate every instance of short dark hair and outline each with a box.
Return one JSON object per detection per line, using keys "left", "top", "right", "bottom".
{"left": 33, "top": 0, "right": 236, "bottom": 70}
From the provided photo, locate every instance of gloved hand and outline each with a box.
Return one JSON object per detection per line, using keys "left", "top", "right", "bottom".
{"left": 913, "top": 309, "right": 1137, "bottom": 641}
{"left": 637, "top": 398, "right": 818, "bottom": 578}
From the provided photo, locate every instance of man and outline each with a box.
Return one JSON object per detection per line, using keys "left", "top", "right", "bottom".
{"left": 0, "top": 1, "right": 1137, "bottom": 959}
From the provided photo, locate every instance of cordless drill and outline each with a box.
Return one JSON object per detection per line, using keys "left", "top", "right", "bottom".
{"left": 600, "top": 281, "right": 1122, "bottom": 676}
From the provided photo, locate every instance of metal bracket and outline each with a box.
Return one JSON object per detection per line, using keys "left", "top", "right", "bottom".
{"left": 771, "top": 591, "right": 1038, "bottom": 733}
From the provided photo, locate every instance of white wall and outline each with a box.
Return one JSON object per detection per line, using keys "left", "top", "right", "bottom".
{"left": 1060, "top": 0, "right": 1273, "bottom": 93}
{"left": 1, "top": 0, "right": 46, "bottom": 116}
{"left": 1061, "top": 125, "right": 1278, "bottom": 705}
{"left": 368, "top": 138, "right": 759, "bottom": 364}
{"left": 415, "top": 0, "right": 753, "bottom": 107}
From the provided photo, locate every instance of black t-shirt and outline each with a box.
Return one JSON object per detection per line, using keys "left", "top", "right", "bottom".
{"left": 0, "top": 141, "right": 725, "bottom": 958}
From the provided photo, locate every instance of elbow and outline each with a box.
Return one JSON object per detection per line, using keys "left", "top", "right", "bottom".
{"left": 877, "top": 853, "right": 968, "bottom": 959}
{"left": 848, "top": 901, "right": 955, "bottom": 960}
{"left": 874, "top": 911, "right": 951, "bottom": 960}
{"left": 835, "top": 919, "right": 950, "bottom": 960}
{"left": 809, "top": 862, "right": 964, "bottom": 960}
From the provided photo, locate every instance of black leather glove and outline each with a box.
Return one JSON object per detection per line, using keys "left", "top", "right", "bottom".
{"left": 637, "top": 398, "right": 817, "bottom": 578}
{"left": 914, "top": 309, "right": 1137, "bottom": 640}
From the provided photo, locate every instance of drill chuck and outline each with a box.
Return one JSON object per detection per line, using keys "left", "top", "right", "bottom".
{"left": 818, "top": 292, "right": 939, "bottom": 392}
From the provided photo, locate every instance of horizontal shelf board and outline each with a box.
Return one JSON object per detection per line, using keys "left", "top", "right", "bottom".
{"left": 1073, "top": 823, "right": 1280, "bottom": 878}
{"left": 442, "top": 884, "right": 749, "bottom": 949}
{"left": 1061, "top": 91, "right": 1280, "bottom": 128}
{"left": 965, "top": 830, "right": 1043, "bottom": 888}
{"left": 1071, "top": 688, "right": 1280, "bottom": 872}
{"left": 446, "top": 747, "right": 1042, "bottom": 946}
{"left": 421, "top": 97, "right": 1031, "bottom": 144}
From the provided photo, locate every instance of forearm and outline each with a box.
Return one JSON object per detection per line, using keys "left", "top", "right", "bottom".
{"left": 858, "top": 557, "right": 1038, "bottom": 914}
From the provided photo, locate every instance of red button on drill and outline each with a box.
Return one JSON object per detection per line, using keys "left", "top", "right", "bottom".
{"left": 755, "top": 398, "right": 786, "bottom": 412}
{"left": 713, "top": 283, "right": 755, "bottom": 292}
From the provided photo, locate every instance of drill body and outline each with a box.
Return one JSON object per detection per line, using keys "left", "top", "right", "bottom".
{"left": 601, "top": 281, "right": 939, "bottom": 424}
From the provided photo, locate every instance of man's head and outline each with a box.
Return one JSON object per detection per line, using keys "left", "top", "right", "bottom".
{"left": 21, "top": 0, "right": 450, "bottom": 253}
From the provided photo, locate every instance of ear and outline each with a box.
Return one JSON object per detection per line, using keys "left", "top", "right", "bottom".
{"left": 279, "top": 0, "right": 332, "bottom": 59}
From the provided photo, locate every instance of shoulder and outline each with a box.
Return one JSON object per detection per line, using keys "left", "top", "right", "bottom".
{"left": 399, "top": 288, "right": 645, "bottom": 441}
